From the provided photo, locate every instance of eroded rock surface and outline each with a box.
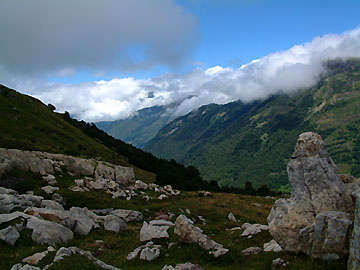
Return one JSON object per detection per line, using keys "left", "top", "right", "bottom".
{"left": 268, "top": 132, "right": 356, "bottom": 259}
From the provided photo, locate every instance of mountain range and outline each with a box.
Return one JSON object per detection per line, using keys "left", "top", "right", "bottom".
{"left": 144, "top": 59, "right": 360, "bottom": 191}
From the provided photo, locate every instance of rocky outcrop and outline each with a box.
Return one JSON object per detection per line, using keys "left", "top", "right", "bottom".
{"left": 0, "top": 148, "right": 135, "bottom": 185}
{"left": 174, "top": 214, "right": 228, "bottom": 257}
{"left": 268, "top": 132, "right": 357, "bottom": 259}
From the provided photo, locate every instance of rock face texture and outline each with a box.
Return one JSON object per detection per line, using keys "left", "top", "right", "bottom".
{"left": 348, "top": 194, "right": 360, "bottom": 269}
{"left": 268, "top": 132, "right": 356, "bottom": 259}
{"left": 0, "top": 148, "right": 135, "bottom": 185}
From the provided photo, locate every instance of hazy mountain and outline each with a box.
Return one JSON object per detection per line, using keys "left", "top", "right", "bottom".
{"left": 145, "top": 59, "right": 360, "bottom": 191}
{"left": 96, "top": 105, "right": 175, "bottom": 148}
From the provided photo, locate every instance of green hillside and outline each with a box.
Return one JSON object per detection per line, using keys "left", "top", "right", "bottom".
{"left": 145, "top": 59, "right": 360, "bottom": 190}
{"left": 96, "top": 105, "right": 175, "bottom": 148}
{"left": 0, "top": 84, "right": 128, "bottom": 166}
{"left": 0, "top": 84, "right": 217, "bottom": 191}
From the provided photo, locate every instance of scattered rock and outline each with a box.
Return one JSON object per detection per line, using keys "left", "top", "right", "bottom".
{"left": 43, "top": 174, "right": 57, "bottom": 186}
{"left": 26, "top": 216, "right": 74, "bottom": 246}
{"left": 139, "top": 246, "right": 160, "bottom": 261}
{"left": 49, "top": 246, "right": 121, "bottom": 270}
{"left": 140, "top": 221, "right": 170, "bottom": 242}
{"left": 271, "top": 258, "right": 287, "bottom": 270}
{"left": 241, "top": 223, "right": 267, "bottom": 236}
{"left": 41, "top": 186, "right": 59, "bottom": 194}
{"left": 104, "top": 215, "right": 128, "bottom": 233}
{"left": 0, "top": 225, "right": 20, "bottom": 245}
{"left": 162, "top": 263, "right": 203, "bottom": 270}
{"left": 10, "top": 264, "right": 41, "bottom": 270}
{"left": 198, "top": 191, "right": 212, "bottom": 197}
{"left": 158, "top": 194, "right": 168, "bottom": 200}
{"left": 111, "top": 209, "right": 143, "bottom": 222}
{"left": 174, "top": 214, "right": 228, "bottom": 257}
{"left": 22, "top": 249, "right": 50, "bottom": 265}
{"left": 241, "top": 247, "right": 262, "bottom": 256}
{"left": 264, "top": 240, "right": 282, "bottom": 252}
{"left": 51, "top": 193, "right": 65, "bottom": 206}
{"left": 228, "top": 212, "right": 237, "bottom": 222}
{"left": 134, "top": 180, "right": 148, "bottom": 190}
{"left": 69, "top": 207, "right": 99, "bottom": 235}
{"left": 40, "top": 200, "right": 64, "bottom": 211}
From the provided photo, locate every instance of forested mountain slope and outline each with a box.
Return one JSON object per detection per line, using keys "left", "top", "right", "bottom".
{"left": 145, "top": 59, "right": 360, "bottom": 190}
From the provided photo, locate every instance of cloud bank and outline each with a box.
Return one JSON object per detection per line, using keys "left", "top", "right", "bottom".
{"left": 0, "top": 0, "right": 198, "bottom": 78}
{"left": 6, "top": 27, "right": 360, "bottom": 122}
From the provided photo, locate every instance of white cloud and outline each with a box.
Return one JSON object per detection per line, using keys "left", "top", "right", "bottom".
{"left": 14, "top": 26, "right": 360, "bottom": 122}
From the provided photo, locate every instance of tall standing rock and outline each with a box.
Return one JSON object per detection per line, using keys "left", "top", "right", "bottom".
{"left": 268, "top": 132, "right": 353, "bottom": 258}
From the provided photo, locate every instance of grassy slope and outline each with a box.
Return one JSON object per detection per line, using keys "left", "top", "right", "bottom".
{"left": 145, "top": 59, "right": 360, "bottom": 190}
{"left": 96, "top": 105, "right": 174, "bottom": 149}
{"left": 0, "top": 170, "right": 347, "bottom": 270}
{"left": 0, "top": 84, "right": 157, "bottom": 182}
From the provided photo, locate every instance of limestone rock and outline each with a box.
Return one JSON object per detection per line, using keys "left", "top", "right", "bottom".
{"left": 271, "top": 258, "right": 287, "bottom": 270}
{"left": 127, "top": 241, "right": 155, "bottom": 260}
{"left": 264, "top": 240, "right": 282, "bottom": 252}
{"left": 312, "top": 211, "right": 352, "bottom": 260}
{"left": 114, "top": 165, "right": 135, "bottom": 185}
{"left": 134, "top": 180, "right": 148, "bottom": 190}
{"left": 140, "top": 221, "right": 170, "bottom": 242}
{"left": 51, "top": 193, "right": 65, "bottom": 206}
{"left": 174, "top": 215, "right": 228, "bottom": 257}
{"left": 10, "top": 264, "right": 41, "bottom": 270}
{"left": 111, "top": 209, "right": 143, "bottom": 222}
{"left": 158, "top": 194, "right": 168, "bottom": 200}
{"left": 104, "top": 215, "right": 128, "bottom": 233}
{"left": 0, "top": 225, "right": 20, "bottom": 245}
{"left": 69, "top": 207, "right": 99, "bottom": 235}
{"left": 43, "top": 174, "right": 57, "bottom": 185}
{"left": 241, "top": 247, "right": 262, "bottom": 256}
{"left": 22, "top": 250, "right": 49, "bottom": 265}
{"left": 139, "top": 246, "right": 160, "bottom": 261}
{"left": 268, "top": 132, "right": 353, "bottom": 257}
{"left": 40, "top": 200, "right": 64, "bottom": 211}
{"left": 228, "top": 212, "right": 237, "bottom": 222}
{"left": 41, "top": 186, "right": 59, "bottom": 195}
{"left": 162, "top": 263, "right": 203, "bottom": 270}
{"left": 348, "top": 193, "right": 360, "bottom": 269}
{"left": 26, "top": 217, "right": 74, "bottom": 246}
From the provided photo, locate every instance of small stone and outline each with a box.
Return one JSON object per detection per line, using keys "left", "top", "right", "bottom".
{"left": 228, "top": 212, "right": 237, "bottom": 222}
{"left": 241, "top": 247, "right": 262, "bottom": 256}
{"left": 139, "top": 246, "right": 160, "bottom": 261}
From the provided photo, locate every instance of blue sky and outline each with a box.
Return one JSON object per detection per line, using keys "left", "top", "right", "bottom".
{"left": 183, "top": 0, "right": 360, "bottom": 68}
{"left": 1, "top": 0, "right": 360, "bottom": 121}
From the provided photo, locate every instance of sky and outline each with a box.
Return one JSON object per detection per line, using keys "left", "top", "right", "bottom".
{"left": 1, "top": 0, "right": 360, "bottom": 121}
